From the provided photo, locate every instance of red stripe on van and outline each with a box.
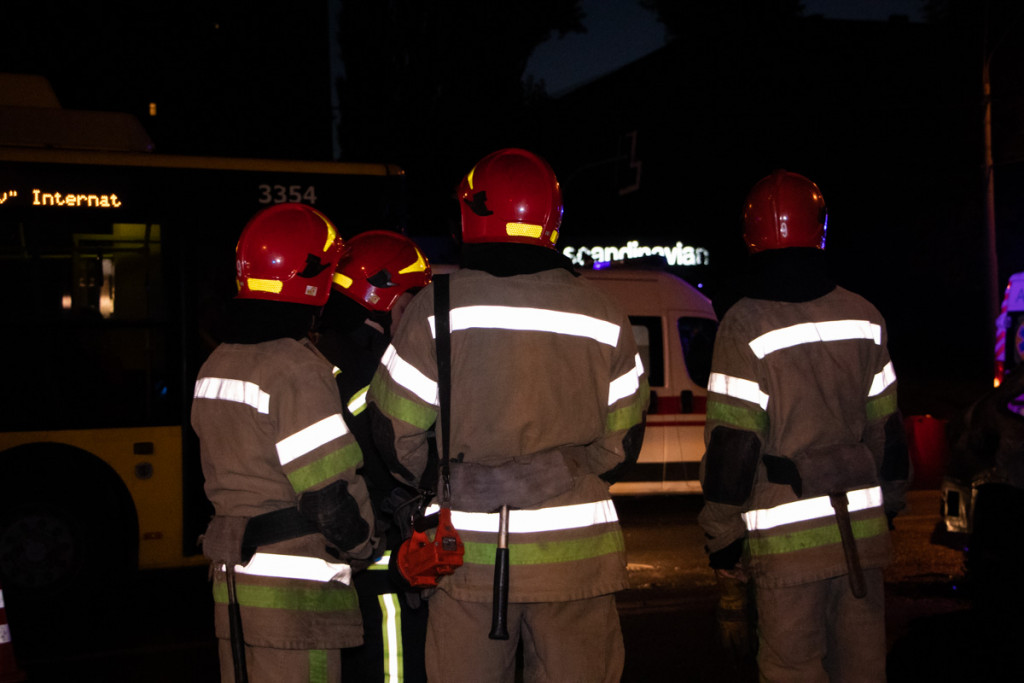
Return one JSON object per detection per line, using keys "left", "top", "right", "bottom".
{"left": 650, "top": 394, "right": 707, "bottom": 415}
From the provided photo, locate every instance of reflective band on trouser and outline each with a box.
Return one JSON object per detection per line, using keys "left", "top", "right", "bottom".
{"left": 741, "top": 487, "right": 883, "bottom": 531}
{"left": 347, "top": 385, "right": 369, "bottom": 416}
{"left": 426, "top": 499, "right": 619, "bottom": 534}
{"left": 378, "top": 593, "right": 403, "bottom": 682}
{"left": 227, "top": 552, "right": 353, "bottom": 585}
{"left": 368, "top": 550, "right": 391, "bottom": 571}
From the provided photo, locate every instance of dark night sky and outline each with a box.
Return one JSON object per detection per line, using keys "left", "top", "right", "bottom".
{"left": 2, "top": 0, "right": 1020, "bottom": 421}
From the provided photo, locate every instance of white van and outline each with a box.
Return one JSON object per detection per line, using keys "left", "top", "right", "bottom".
{"left": 580, "top": 267, "right": 718, "bottom": 495}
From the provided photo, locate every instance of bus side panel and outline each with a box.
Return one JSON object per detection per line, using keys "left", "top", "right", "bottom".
{"left": 0, "top": 426, "right": 205, "bottom": 570}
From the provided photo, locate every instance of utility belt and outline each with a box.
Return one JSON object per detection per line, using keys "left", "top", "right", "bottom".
{"left": 201, "top": 507, "right": 320, "bottom": 568}
{"left": 762, "top": 443, "right": 878, "bottom": 500}
{"left": 756, "top": 444, "right": 882, "bottom": 600}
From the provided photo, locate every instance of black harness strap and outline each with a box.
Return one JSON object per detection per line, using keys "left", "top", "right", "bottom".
{"left": 241, "top": 507, "right": 319, "bottom": 562}
{"left": 434, "top": 274, "right": 454, "bottom": 506}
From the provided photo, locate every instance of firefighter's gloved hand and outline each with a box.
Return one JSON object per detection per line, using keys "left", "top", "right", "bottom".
{"left": 715, "top": 572, "right": 752, "bottom": 658}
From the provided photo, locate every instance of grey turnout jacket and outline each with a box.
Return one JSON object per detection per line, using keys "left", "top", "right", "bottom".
{"left": 192, "top": 337, "right": 377, "bottom": 648}
{"left": 368, "top": 267, "right": 649, "bottom": 602}
{"left": 699, "top": 286, "right": 910, "bottom": 588}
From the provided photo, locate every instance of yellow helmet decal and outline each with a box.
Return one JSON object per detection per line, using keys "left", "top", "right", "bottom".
{"left": 316, "top": 213, "right": 339, "bottom": 253}
{"left": 247, "top": 278, "right": 284, "bottom": 294}
{"left": 398, "top": 249, "right": 428, "bottom": 275}
{"left": 466, "top": 166, "right": 476, "bottom": 190}
{"left": 332, "top": 271, "right": 354, "bottom": 289}
{"left": 505, "top": 222, "right": 543, "bottom": 240}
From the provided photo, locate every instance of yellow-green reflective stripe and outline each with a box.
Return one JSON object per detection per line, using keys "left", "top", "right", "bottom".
{"left": 347, "top": 385, "right": 369, "bottom": 416}
{"left": 213, "top": 581, "right": 359, "bottom": 611}
{"left": 378, "top": 593, "right": 403, "bottom": 682}
{"left": 707, "top": 400, "right": 769, "bottom": 434}
{"left": 462, "top": 529, "right": 625, "bottom": 565}
{"left": 747, "top": 516, "right": 888, "bottom": 557}
{"left": 607, "top": 384, "right": 648, "bottom": 432}
{"left": 866, "top": 392, "right": 898, "bottom": 421}
{"left": 287, "top": 443, "right": 363, "bottom": 493}
{"left": 369, "top": 374, "right": 437, "bottom": 430}
{"left": 309, "top": 649, "right": 328, "bottom": 683}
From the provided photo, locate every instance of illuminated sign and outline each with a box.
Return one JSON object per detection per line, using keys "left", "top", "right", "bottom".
{"left": 32, "top": 189, "right": 122, "bottom": 208}
{"left": 0, "top": 188, "right": 124, "bottom": 208}
{"left": 563, "top": 240, "right": 710, "bottom": 268}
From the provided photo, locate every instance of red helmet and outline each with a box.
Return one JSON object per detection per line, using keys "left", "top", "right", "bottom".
{"left": 235, "top": 203, "right": 344, "bottom": 306}
{"left": 742, "top": 170, "right": 827, "bottom": 253}
{"left": 331, "top": 231, "right": 432, "bottom": 312}
{"left": 456, "top": 148, "right": 563, "bottom": 249}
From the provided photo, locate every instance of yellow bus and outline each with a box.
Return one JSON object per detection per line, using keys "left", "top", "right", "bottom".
{"left": 0, "top": 145, "right": 405, "bottom": 599}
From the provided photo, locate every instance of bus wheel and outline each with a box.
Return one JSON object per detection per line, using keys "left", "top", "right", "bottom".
{"left": 0, "top": 506, "right": 79, "bottom": 591}
{"left": 0, "top": 446, "right": 139, "bottom": 602}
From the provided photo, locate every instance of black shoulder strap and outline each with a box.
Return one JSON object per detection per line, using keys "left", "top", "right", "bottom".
{"left": 433, "top": 274, "right": 453, "bottom": 505}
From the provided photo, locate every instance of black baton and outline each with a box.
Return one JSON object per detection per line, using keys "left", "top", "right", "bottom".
{"left": 226, "top": 564, "right": 249, "bottom": 682}
{"left": 489, "top": 505, "right": 510, "bottom": 640}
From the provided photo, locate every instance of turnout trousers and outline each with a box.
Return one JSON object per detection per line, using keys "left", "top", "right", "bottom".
{"left": 217, "top": 640, "right": 341, "bottom": 683}
{"left": 424, "top": 590, "right": 624, "bottom": 683}
{"left": 755, "top": 568, "right": 886, "bottom": 683}
{"left": 341, "top": 559, "right": 428, "bottom": 682}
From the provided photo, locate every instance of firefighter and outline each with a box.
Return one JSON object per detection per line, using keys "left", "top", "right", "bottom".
{"left": 313, "top": 230, "right": 432, "bottom": 683}
{"left": 192, "top": 203, "right": 381, "bottom": 683}
{"left": 367, "top": 148, "right": 649, "bottom": 682}
{"left": 698, "top": 170, "right": 911, "bottom": 681}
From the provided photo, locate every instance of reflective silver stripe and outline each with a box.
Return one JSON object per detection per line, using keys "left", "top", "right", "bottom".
{"left": 708, "top": 372, "right": 769, "bottom": 410}
{"left": 608, "top": 353, "right": 644, "bottom": 406}
{"left": 379, "top": 593, "right": 402, "bottom": 680}
{"left": 426, "top": 499, "right": 619, "bottom": 534}
{"left": 429, "top": 305, "right": 621, "bottom": 347}
{"left": 228, "top": 552, "right": 352, "bottom": 584}
{"left": 275, "top": 413, "right": 348, "bottom": 466}
{"left": 868, "top": 361, "right": 897, "bottom": 397}
{"left": 381, "top": 344, "right": 438, "bottom": 406}
{"left": 741, "top": 486, "right": 883, "bottom": 531}
{"left": 347, "top": 385, "right": 369, "bottom": 416}
{"left": 749, "top": 320, "right": 882, "bottom": 359}
{"left": 194, "top": 377, "right": 270, "bottom": 414}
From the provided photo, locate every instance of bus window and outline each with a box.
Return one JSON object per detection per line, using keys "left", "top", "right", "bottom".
{"left": 678, "top": 317, "right": 717, "bottom": 389}
{"left": 2, "top": 218, "right": 172, "bottom": 431}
